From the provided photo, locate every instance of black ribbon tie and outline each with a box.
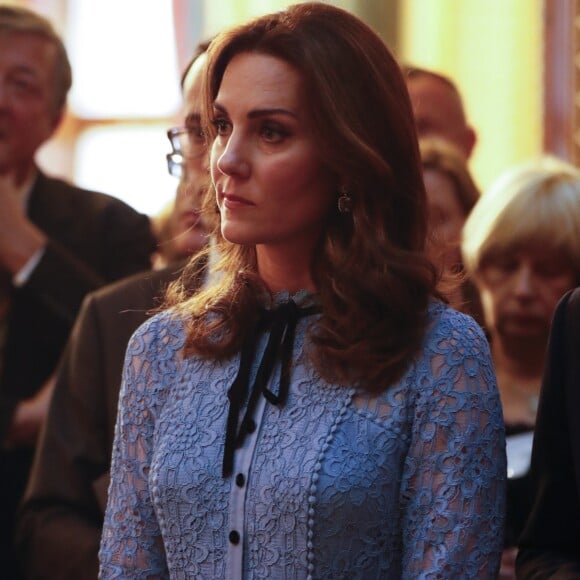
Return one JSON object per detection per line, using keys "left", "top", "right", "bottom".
{"left": 222, "top": 299, "right": 320, "bottom": 477}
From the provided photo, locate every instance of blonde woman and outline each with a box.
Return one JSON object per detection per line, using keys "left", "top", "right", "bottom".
{"left": 462, "top": 155, "right": 580, "bottom": 578}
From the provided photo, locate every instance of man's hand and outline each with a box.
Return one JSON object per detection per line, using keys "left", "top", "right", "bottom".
{"left": 499, "top": 546, "right": 517, "bottom": 579}
{"left": 4, "top": 375, "right": 56, "bottom": 449}
{"left": 0, "top": 173, "right": 47, "bottom": 275}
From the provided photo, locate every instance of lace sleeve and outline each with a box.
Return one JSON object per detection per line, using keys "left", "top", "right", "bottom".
{"left": 401, "top": 313, "right": 506, "bottom": 579}
{"left": 99, "top": 314, "right": 179, "bottom": 579}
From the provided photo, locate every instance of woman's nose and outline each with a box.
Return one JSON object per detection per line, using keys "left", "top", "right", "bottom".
{"left": 215, "top": 133, "right": 250, "bottom": 179}
{"left": 513, "top": 265, "right": 535, "bottom": 297}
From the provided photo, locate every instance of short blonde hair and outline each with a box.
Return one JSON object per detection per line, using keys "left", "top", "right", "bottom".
{"left": 462, "top": 155, "right": 580, "bottom": 280}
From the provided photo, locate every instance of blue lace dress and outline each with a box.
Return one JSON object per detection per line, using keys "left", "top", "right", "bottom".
{"left": 99, "top": 298, "right": 506, "bottom": 579}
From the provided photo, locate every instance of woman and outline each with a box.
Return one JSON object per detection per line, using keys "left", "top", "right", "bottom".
{"left": 462, "top": 155, "right": 580, "bottom": 579}
{"left": 420, "top": 136, "right": 481, "bottom": 321}
{"left": 99, "top": 4, "right": 505, "bottom": 578}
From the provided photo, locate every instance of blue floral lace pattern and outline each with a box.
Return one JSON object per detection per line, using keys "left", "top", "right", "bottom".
{"left": 99, "top": 302, "right": 506, "bottom": 579}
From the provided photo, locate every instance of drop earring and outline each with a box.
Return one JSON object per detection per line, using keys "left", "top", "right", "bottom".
{"left": 338, "top": 185, "right": 352, "bottom": 214}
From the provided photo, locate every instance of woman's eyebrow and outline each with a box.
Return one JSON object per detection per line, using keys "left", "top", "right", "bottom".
{"left": 213, "top": 101, "right": 297, "bottom": 119}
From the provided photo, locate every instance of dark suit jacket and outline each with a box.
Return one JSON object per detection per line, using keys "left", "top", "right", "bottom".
{"left": 0, "top": 171, "right": 156, "bottom": 578}
{"left": 15, "top": 262, "right": 203, "bottom": 580}
{"left": 516, "top": 288, "right": 580, "bottom": 579}
{"left": 1, "top": 171, "right": 156, "bottom": 434}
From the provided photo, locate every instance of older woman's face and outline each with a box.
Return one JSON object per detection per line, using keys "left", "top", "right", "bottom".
{"left": 210, "top": 52, "right": 335, "bottom": 255}
{"left": 424, "top": 168, "right": 466, "bottom": 271}
{"left": 476, "top": 248, "right": 575, "bottom": 342}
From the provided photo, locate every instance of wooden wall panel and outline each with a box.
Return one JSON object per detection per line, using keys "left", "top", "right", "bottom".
{"left": 544, "top": 0, "right": 580, "bottom": 163}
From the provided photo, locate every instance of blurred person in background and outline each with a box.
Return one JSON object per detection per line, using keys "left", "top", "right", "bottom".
{"left": 405, "top": 66, "right": 477, "bottom": 160}
{"left": 151, "top": 165, "right": 208, "bottom": 270}
{"left": 462, "top": 155, "right": 580, "bottom": 579}
{"left": 15, "top": 41, "right": 210, "bottom": 580}
{"left": 517, "top": 287, "right": 580, "bottom": 578}
{"left": 0, "top": 6, "right": 155, "bottom": 577}
{"left": 420, "top": 136, "right": 481, "bottom": 323}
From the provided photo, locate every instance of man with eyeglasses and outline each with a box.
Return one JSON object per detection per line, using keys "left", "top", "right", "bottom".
{"left": 14, "top": 42, "right": 211, "bottom": 580}
{"left": 151, "top": 123, "right": 208, "bottom": 269}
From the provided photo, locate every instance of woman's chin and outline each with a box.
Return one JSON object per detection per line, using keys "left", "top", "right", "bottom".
{"left": 221, "top": 225, "right": 257, "bottom": 246}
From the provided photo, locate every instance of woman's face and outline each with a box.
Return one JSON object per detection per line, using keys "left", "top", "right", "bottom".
{"left": 424, "top": 168, "right": 466, "bottom": 270}
{"left": 210, "top": 52, "right": 336, "bottom": 256}
{"left": 476, "top": 248, "right": 575, "bottom": 342}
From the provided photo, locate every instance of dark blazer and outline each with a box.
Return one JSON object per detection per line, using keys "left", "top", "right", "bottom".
{"left": 1, "top": 171, "right": 156, "bottom": 434}
{"left": 15, "top": 262, "right": 203, "bottom": 580}
{"left": 517, "top": 288, "right": 580, "bottom": 578}
{"left": 0, "top": 171, "right": 156, "bottom": 578}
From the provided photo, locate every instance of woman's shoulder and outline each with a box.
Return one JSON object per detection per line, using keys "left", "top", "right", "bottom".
{"left": 425, "top": 300, "right": 487, "bottom": 345}
{"left": 418, "top": 301, "right": 494, "bottom": 379}
{"left": 405, "top": 301, "right": 497, "bottom": 397}
{"left": 120, "top": 309, "right": 191, "bottom": 402}
{"left": 127, "top": 307, "right": 188, "bottom": 357}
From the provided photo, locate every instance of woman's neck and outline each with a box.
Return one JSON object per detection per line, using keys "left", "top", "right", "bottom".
{"left": 491, "top": 334, "right": 545, "bottom": 426}
{"left": 256, "top": 243, "right": 317, "bottom": 294}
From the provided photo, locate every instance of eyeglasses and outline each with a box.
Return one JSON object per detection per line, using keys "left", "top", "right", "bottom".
{"left": 166, "top": 125, "right": 206, "bottom": 159}
{"left": 166, "top": 152, "right": 184, "bottom": 178}
{"left": 166, "top": 125, "right": 207, "bottom": 179}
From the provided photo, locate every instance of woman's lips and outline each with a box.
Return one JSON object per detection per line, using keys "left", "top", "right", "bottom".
{"left": 223, "top": 193, "right": 255, "bottom": 208}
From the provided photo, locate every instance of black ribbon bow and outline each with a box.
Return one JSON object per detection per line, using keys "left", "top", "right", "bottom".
{"left": 222, "top": 299, "right": 320, "bottom": 477}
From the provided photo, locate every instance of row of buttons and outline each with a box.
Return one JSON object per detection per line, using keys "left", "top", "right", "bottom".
{"left": 229, "top": 421, "right": 253, "bottom": 547}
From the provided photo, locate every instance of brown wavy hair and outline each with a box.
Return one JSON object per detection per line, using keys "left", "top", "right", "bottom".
{"left": 165, "top": 2, "right": 438, "bottom": 393}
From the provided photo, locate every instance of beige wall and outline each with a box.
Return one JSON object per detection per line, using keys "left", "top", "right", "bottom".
{"left": 204, "top": 0, "right": 363, "bottom": 37}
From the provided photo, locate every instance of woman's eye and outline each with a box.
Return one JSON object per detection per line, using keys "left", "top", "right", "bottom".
{"left": 260, "top": 123, "right": 288, "bottom": 143}
{"left": 10, "top": 77, "right": 36, "bottom": 94}
{"left": 496, "top": 259, "right": 518, "bottom": 273}
{"left": 212, "top": 118, "right": 230, "bottom": 136}
{"left": 534, "top": 261, "right": 569, "bottom": 278}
